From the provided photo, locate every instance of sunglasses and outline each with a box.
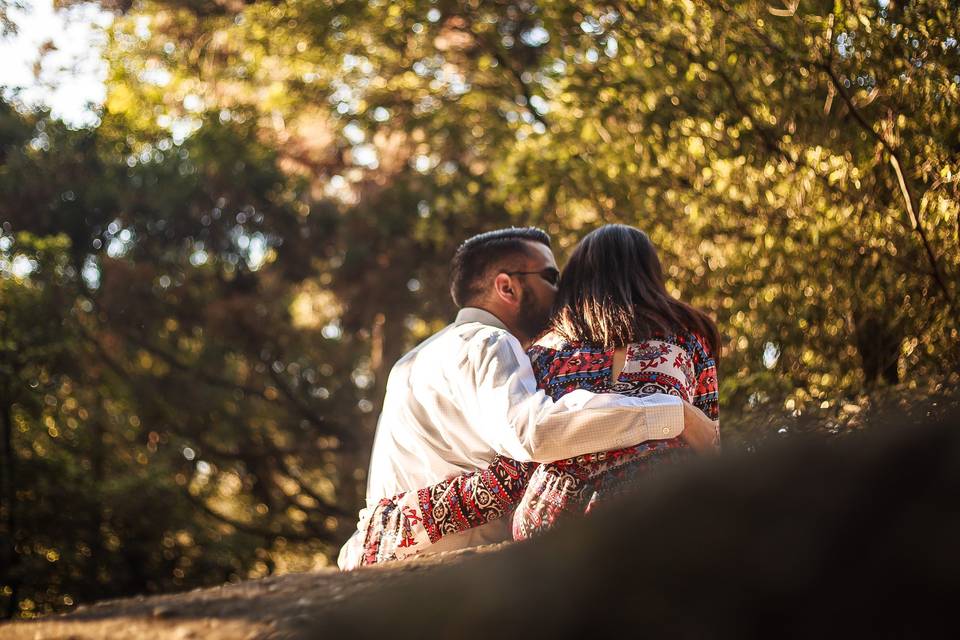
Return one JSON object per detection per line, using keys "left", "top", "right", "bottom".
{"left": 502, "top": 267, "right": 560, "bottom": 287}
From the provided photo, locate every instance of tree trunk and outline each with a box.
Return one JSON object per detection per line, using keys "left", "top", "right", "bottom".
{"left": 853, "top": 310, "right": 902, "bottom": 386}
{"left": 0, "top": 393, "right": 18, "bottom": 620}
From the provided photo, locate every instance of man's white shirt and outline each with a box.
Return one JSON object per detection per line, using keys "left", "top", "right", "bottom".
{"left": 339, "top": 307, "right": 684, "bottom": 568}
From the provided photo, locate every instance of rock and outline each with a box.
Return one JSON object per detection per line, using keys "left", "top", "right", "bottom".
{"left": 2, "top": 407, "right": 957, "bottom": 639}
{"left": 303, "top": 408, "right": 960, "bottom": 639}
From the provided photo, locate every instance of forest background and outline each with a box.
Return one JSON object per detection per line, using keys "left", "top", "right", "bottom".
{"left": 1, "top": 0, "right": 957, "bottom": 620}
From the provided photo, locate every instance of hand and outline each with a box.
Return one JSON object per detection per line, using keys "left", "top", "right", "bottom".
{"left": 680, "top": 401, "right": 720, "bottom": 453}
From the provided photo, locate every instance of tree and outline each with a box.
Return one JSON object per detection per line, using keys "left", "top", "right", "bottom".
{"left": 1, "top": 0, "right": 957, "bottom": 617}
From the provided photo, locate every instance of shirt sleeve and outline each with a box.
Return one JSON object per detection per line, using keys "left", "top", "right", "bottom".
{"left": 459, "top": 329, "right": 684, "bottom": 463}
{"left": 690, "top": 333, "right": 720, "bottom": 422}
{"left": 340, "top": 455, "right": 535, "bottom": 568}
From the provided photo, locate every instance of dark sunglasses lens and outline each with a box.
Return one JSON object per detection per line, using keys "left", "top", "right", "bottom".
{"left": 543, "top": 269, "right": 560, "bottom": 286}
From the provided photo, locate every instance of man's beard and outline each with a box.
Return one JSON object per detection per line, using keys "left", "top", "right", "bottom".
{"left": 517, "top": 292, "right": 552, "bottom": 341}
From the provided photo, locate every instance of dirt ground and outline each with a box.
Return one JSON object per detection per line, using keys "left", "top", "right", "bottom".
{"left": 0, "top": 544, "right": 501, "bottom": 640}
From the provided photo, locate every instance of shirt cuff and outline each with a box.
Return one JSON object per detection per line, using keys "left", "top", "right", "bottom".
{"left": 632, "top": 395, "right": 683, "bottom": 443}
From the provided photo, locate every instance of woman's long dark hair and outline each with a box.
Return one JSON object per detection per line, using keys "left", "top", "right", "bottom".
{"left": 550, "top": 224, "right": 721, "bottom": 357}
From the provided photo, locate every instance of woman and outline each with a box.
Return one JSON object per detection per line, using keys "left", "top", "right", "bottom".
{"left": 513, "top": 224, "right": 719, "bottom": 538}
{"left": 357, "top": 224, "right": 719, "bottom": 564}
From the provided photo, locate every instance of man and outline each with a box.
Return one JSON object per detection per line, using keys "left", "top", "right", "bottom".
{"left": 339, "top": 227, "right": 716, "bottom": 568}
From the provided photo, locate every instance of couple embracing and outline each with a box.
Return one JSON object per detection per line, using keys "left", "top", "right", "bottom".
{"left": 339, "top": 224, "right": 720, "bottom": 569}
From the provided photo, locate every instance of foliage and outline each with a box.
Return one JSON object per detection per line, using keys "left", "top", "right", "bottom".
{"left": 1, "top": 0, "right": 958, "bottom": 618}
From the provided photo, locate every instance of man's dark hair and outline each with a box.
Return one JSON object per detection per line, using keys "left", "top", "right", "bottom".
{"left": 449, "top": 227, "right": 551, "bottom": 308}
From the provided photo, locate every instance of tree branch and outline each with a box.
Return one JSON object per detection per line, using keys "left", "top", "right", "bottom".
{"left": 819, "top": 63, "right": 955, "bottom": 311}
{"left": 183, "top": 490, "right": 323, "bottom": 543}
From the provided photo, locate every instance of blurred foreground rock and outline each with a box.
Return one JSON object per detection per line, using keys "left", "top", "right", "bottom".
{"left": 4, "top": 408, "right": 958, "bottom": 639}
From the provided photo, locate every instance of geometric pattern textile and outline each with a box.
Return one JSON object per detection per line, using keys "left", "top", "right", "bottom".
{"left": 360, "top": 331, "right": 719, "bottom": 565}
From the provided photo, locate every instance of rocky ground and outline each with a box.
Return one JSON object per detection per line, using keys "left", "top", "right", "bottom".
{"left": 4, "top": 405, "right": 959, "bottom": 639}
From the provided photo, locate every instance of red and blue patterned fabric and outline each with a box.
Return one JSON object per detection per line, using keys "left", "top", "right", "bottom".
{"left": 358, "top": 331, "right": 718, "bottom": 564}
{"left": 514, "top": 332, "right": 718, "bottom": 539}
{"left": 360, "top": 454, "right": 534, "bottom": 566}
{"left": 529, "top": 332, "right": 718, "bottom": 420}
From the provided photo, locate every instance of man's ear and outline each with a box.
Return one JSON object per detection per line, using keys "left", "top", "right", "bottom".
{"left": 492, "top": 272, "right": 519, "bottom": 305}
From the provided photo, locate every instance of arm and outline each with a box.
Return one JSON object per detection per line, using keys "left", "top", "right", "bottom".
{"left": 461, "top": 329, "right": 684, "bottom": 463}
{"left": 682, "top": 335, "right": 720, "bottom": 452}
{"left": 679, "top": 401, "right": 720, "bottom": 453}
{"left": 346, "top": 455, "right": 535, "bottom": 567}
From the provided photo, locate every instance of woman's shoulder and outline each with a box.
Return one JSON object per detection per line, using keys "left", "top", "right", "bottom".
{"left": 530, "top": 331, "right": 568, "bottom": 352}
{"left": 528, "top": 333, "right": 611, "bottom": 361}
{"left": 526, "top": 333, "right": 613, "bottom": 385}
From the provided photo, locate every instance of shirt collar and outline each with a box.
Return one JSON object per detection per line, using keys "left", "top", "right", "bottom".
{"left": 454, "top": 307, "right": 509, "bottom": 332}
